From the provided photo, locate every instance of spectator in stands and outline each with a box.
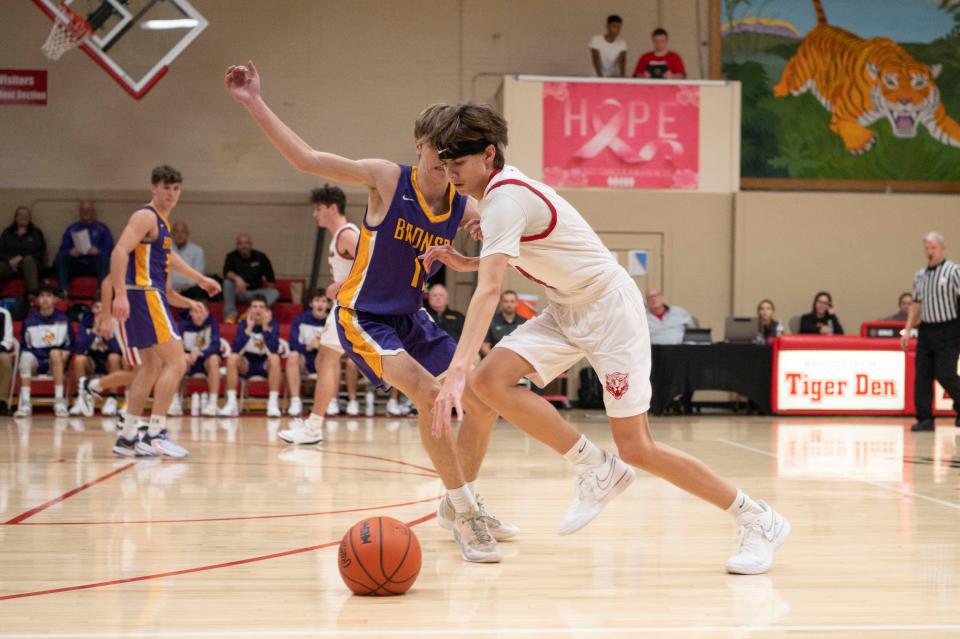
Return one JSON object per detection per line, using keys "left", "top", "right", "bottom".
{"left": 15, "top": 285, "right": 73, "bottom": 417}
{"left": 54, "top": 200, "right": 113, "bottom": 297}
{"left": 286, "top": 290, "right": 329, "bottom": 417}
{"left": 633, "top": 28, "right": 686, "bottom": 79}
{"left": 646, "top": 287, "right": 695, "bottom": 344}
{"left": 425, "top": 284, "right": 465, "bottom": 340}
{"left": 219, "top": 294, "right": 281, "bottom": 417}
{"left": 481, "top": 290, "right": 526, "bottom": 356}
{"left": 171, "top": 222, "right": 207, "bottom": 300}
{"left": 799, "top": 291, "right": 844, "bottom": 335}
{"left": 884, "top": 292, "right": 914, "bottom": 322}
{"left": 0, "top": 206, "right": 46, "bottom": 299}
{"left": 177, "top": 300, "right": 221, "bottom": 417}
{"left": 589, "top": 14, "right": 627, "bottom": 78}
{"left": 222, "top": 233, "right": 278, "bottom": 323}
{"left": 757, "top": 299, "right": 784, "bottom": 343}
{"left": 69, "top": 298, "right": 122, "bottom": 416}
{"left": 0, "top": 305, "right": 14, "bottom": 415}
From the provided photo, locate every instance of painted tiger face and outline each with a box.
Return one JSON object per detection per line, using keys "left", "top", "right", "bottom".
{"left": 867, "top": 61, "right": 942, "bottom": 139}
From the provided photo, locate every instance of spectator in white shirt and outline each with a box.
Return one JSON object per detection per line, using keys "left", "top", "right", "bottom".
{"left": 589, "top": 15, "right": 627, "bottom": 78}
{"left": 646, "top": 287, "right": 696, "bottom": 344}
{"left": 171, "top": 222, "right": 207, "bottom": 300}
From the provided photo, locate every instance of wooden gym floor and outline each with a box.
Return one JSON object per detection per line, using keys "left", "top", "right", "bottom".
{"left": 1, "top": 412, "right": 958, "bottom": 638}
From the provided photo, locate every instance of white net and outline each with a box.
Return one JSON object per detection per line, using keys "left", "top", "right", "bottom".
{"left": 41, "top": 11, "right": 91, "bottom": 61}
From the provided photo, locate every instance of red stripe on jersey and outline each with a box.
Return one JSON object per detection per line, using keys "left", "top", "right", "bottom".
{"left": 515, "top": 266, "right": 556, "bottom": 289}
{"left": 486, "top": 179, "right": 558, "bottom": 243}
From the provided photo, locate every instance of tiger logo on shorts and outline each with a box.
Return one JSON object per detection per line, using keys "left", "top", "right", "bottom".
{"left": 605, "top": 372, "right": 630, "bottom": 400}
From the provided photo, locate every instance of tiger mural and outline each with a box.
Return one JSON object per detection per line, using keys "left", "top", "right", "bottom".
{"left": 773, "top": 0, "right": 960, "bottom": 154}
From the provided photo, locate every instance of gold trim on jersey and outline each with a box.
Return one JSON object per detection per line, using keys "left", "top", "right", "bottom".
{"left": 410, "top": 166, "right": 454, "bottom": 223}
{"left": 145, "top": 289, "right": 174, "bottom": 344}
{"left": 337, "top": 226, "right": 376, "bottom": 309}
{"left": 337, "top": 307, "right": 383, "bottom": 378}
{"left": 134, "top": 243, "right": 152, "bottom": 287}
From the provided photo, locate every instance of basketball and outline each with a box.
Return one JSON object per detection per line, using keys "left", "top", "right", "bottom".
{"left": 338, "top": 516, "right": 422, "bottom": 596}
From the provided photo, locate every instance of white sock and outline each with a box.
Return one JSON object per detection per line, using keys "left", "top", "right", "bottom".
{"left": 206, "top": 392, "right": 218, "bottom": 403}
{"left": 148, "top": 415, "right": 166, "bottom": 436}
{"left": 306, "top": 412, "right": 324, "bottom": 429}
{"left": 121, "top": 414, "right": 140, "bottom": 439}
{"left": 89, "top": 378, "right": 103, "bottom": 393}
{"left": 447, "top": 484, "right": 478, "bottom": 513}
{"left": 726, "top": 489, "right": 763, "bottom": 517}
{"left": 467, "top": 480, "right": 477, "bottom": 495}
{"left": 268, "top": 391, "right": 279, "bottom": 404}
{"left": 19, "top": 385, "right": 31, "bottom": 403}
{"left": 54, "top": 384, "right": 64, "bottom": 399}
{"left": 562, "top": 435, "right": 606, "bottom": 466}
{"left": 227, "top": 389, "right": 237, "bottom": 403}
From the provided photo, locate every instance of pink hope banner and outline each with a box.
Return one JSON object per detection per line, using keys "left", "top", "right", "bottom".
{"left": 542, "top": 82, "right": 699, "bottom": 189}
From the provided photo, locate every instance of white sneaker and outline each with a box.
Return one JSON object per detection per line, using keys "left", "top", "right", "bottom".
{"left": 386, "top": 398, "right": 402, "bottom": 416}
{"left": 69, "top": 399, "right": 84, "bottom": 416}
{"left": 557, "top": 452, "right": 635, "bottom": 536}
{"left": 101, "top": 397, "right": 119, "bottom": 417}
{"left": 140, "top": 429, "right": 189, "bottom": 458}
{"left": 54, "top": 399, "right": 69, "bottom": 417}
{"left": 266, "top": 401, "right": 282, "bottom": 418}
{"left": 218, "top": 401, "right": 239, "bottom": 417}
{"left": 326, "top": 397, "right": 339, "bottom": 416}
{"left": 78, "top": 376, "right": 99, "bottom": 417}
{"left": 278, "top": 420, "right": 324, "bottom": 445}
{"left": 345, "top": 399, "right": 360, "bottom": 416}
{"left": 168, "top": 395, "right": 183, "bottom": 416}
{"left": 201, "top": 399, "right": 219, "bottom": 417}
{"left": 437, "top": 493, "right": 519, "bottom": 542}
{"left": 725, "top": 502, "right": 791, "bottom": 575}
{"left": 14, "top": 402, "right": 31, "bottom": 418}
{"left": 453, "top": 509, "right": 502, "bottom": 563}
{"left": 288, "top": 396, "right": 303, "bottom": 417}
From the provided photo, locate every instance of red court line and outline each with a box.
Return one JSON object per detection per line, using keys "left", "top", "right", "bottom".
{"left": 0, "top": 511, "right": 436, "bottom": 601}
{"left": 4, "top": 463, "right": 136, "bottom": 525}
{"left": 15, "top": 495, "right": 441, "bottom": 526}
{"left": 228, "top": 441, "right": 439, "bottom": 475}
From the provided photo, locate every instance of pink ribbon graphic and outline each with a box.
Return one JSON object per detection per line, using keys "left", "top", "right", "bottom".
{"left": 573, "top": 98, "right": 684, "bottom": 164}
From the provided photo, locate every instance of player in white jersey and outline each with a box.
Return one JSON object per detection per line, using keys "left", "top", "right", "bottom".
{"left": 423, "top": 103, "right": 790, "bottom": 575}
{"left": 279, "top": 185, "right": 360, "bottom": 445}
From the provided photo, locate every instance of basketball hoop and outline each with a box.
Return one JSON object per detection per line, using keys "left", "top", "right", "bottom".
{"left": 41, "top": 3, "right": 92, "bottom": 60}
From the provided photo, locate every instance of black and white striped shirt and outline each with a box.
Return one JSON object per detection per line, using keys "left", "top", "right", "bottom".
{"left": 914, "top": 259, "right": 960, "bottom": 323}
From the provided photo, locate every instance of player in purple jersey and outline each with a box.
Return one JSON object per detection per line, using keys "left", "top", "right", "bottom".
{"left": 226, "top": 61, "right": 513, "bottom": 563}
{"left": 107, "top": 165, "right": 220, "bottom": 458}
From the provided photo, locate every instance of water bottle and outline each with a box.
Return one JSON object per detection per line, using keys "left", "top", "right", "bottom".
{"left": 365, "top": 390, "right": 375, "bottom": 417}
{"left": 190, "top": 392, "right": 201, "bottom": 416}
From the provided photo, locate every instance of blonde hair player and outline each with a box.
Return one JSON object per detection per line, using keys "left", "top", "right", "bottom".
{"left": 225, "top": 62, "right": 516, "bottom": 563}
{"left": 424, "top": 102, "right": 790, "bottom": 575}
{"left": 107, "top": 165, "right": 221, "bottom": 457}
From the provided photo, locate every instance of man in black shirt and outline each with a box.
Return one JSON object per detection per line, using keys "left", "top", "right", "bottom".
{"left": 481, "top": 290, "right": 526, "bottom": 356}
{"left": 425, "top": 284, "right": 464, "bottom": 340}
{"left": 222, "top": 233, "right": 279, "bottom": 323}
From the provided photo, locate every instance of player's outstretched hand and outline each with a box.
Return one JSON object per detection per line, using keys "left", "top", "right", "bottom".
{"left": 224, "top": 61, "right": 261, "bottom": 105}
{"left": 325, "top": 281, "right": 340, "bottom": 300}
{"left": 112, "top": 294, "right": 130, "bottom": 323}
{"left": 199, "top": 276, "right": 221, "bottom": 297}
{"left": 96, "top": 313, "right": 113, "bottom": 339}
{"left": 432, "top": 368, "right": 465, "bottom": 438}
{"left": 422, "top": 244, "right": 470, "bottom": 273}
{"left": 188, "top": 300, "right": 204, "bottom": 316}
{"left": 463, "top": 218, "right": 484, "bottom": 241}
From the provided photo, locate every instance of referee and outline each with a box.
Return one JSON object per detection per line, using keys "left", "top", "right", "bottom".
{"left": 903, "top": 231, "right": 960, "bottom": 432}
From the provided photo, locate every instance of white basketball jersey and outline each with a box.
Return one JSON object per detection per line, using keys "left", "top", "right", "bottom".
{"left": 479, "top": 165, "right": 630, "bottom": 305}
{"left": 328, "top": 223, "right": 359, "bottom": 283}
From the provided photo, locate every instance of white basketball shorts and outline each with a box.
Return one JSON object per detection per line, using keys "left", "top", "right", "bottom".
{"left": 320, "top": 302, "right": 345, "bottom": 354}
{"left": 494, "top": 281, "right": 652, "bottom": 418}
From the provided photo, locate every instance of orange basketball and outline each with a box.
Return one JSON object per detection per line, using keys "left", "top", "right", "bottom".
{"left": 337, "top": 516, "right": 422, "bottom": 596}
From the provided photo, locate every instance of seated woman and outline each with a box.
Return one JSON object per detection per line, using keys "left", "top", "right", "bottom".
{"left": 0, "top": 206, "right": 46, "bottom": 298}
{"left": 799, "top": 291, "right": 844, "bottom": 335}
{"left": 756, "top": 299, "right": 783, "bottom": 343}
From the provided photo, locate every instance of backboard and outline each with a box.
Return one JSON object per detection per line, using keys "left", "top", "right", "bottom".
{"left": 32, "top": 0, "right": 208, "bottom": 100}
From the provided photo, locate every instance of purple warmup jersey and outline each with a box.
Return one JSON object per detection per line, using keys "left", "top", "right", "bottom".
{"left": 337, "top": 165, "right": 466, "bottom": 315}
